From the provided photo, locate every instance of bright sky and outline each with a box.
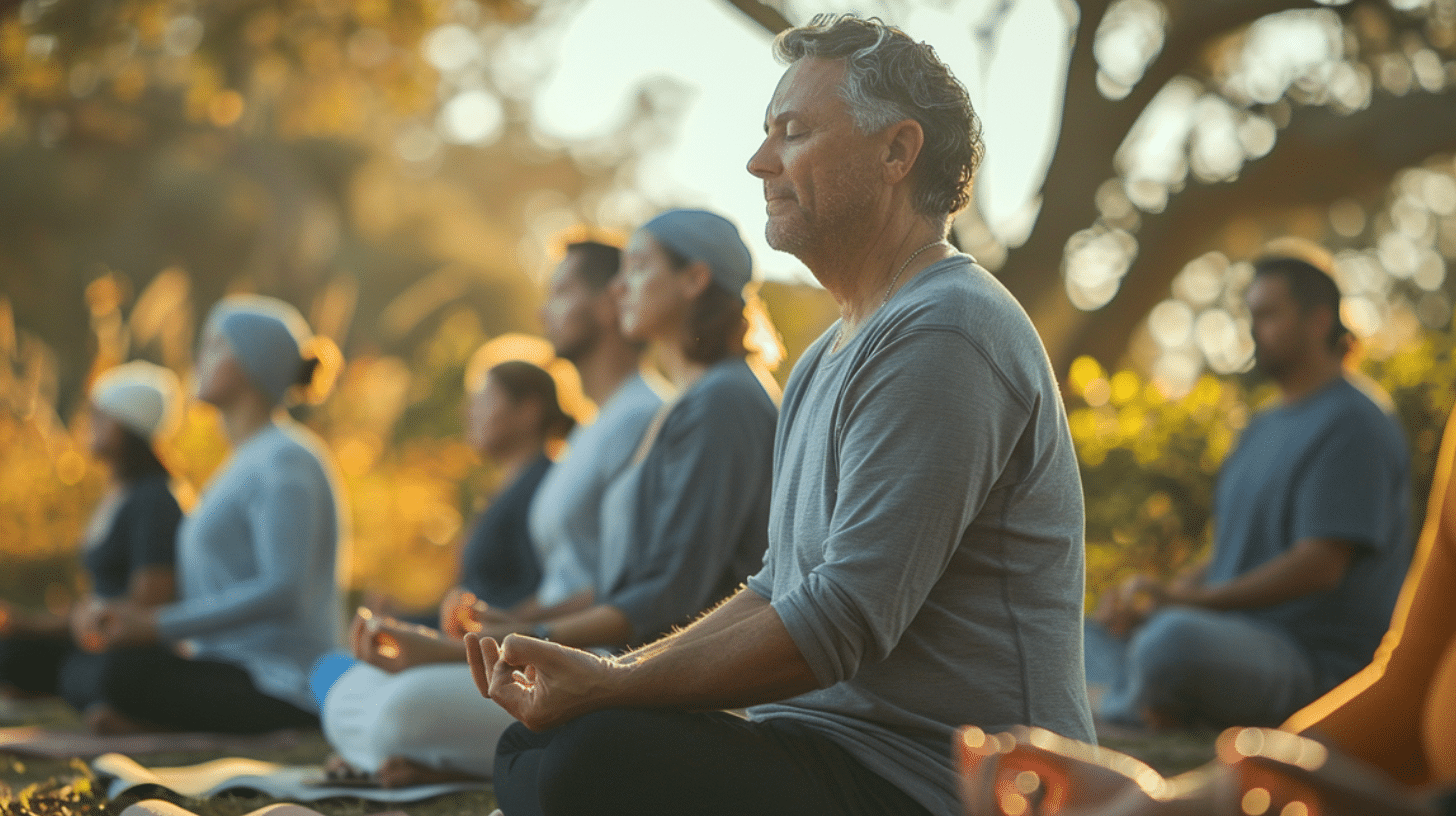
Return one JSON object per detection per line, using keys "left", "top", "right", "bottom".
{"left": 526, "top": 0, "right": 1074, "bottom": 283}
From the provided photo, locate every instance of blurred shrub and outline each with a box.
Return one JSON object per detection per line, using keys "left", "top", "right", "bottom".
{"left": 6, "top": 278, "right": 1456, "bottom": 621}
{"left": 1072, "top": 324, "right": 1456, "bottom": 606}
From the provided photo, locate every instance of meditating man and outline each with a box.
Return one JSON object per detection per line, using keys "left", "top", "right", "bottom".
{"left": 1086, "top": 255, "right": 1413, "bottom": 730}
{"left": 467, "top": 14, "right": 1094, "bottom": 816}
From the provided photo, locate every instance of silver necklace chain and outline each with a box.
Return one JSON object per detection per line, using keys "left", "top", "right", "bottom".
{"left": 835, "top": 240, "right": 945, "bottom": 351}
{"left": 882, "top": 240, "right": 944, "bottom": 306}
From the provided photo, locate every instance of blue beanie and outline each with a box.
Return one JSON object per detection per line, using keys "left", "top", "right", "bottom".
{"left": 205, "top": 295, "right": 312, "bottom": 404}
{"left": 640, "top": 209, "right": 753, "bottom": 299}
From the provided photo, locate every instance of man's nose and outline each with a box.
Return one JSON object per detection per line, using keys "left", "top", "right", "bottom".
{"left": 746, "top": 138, "right": 777, "bottom": 179}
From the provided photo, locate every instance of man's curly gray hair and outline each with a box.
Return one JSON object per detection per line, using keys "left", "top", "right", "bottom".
{"left": 774, "top": 14, "right": 984, "bottom": 219}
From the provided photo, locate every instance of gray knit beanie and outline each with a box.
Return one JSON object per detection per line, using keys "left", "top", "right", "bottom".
{"left": 640, "top": 209, "right": 753, "bottom": 299}
{"left": 205, "top": 295, "right": 312, "bottom": 404}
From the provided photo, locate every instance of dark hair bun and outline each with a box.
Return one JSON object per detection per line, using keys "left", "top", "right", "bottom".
{"left": 297, "top": 355, "right": 322, "bottom": 388}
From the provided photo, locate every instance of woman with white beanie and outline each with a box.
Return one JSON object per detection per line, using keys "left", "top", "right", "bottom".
{"left": 0, "top": 361, "right": 184, "bottom": 711}
{"left": 87, "top": 295, "right": 345, "bottom": 735}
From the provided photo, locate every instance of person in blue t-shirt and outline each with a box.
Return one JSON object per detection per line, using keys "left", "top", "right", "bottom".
{"left": 1086, "top": 254, "right": 1413, "bottom": 730}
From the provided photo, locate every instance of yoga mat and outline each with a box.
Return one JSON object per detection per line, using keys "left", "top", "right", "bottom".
{"left": 93, "top": 753, "right": 489, "bottom": 803}
{"left": 0, "top": 726, "right": 306, "bottom": 759}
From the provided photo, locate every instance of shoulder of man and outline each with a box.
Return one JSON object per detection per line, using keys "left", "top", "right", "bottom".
{"left": 884, "top": 258, "right": 1040, "bottom": 345}
{"left": 869, "top": 257, "right": 1057, "bottom": 399}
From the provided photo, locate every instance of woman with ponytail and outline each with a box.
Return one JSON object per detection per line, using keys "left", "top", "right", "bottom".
{"left": 318, "top": 358, "right": 576, "bottom": 787}
{"left": 87, "top": 295, "right": 345, "bottom": 735}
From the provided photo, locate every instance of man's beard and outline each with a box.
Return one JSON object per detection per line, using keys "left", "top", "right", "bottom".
{"left": 552, "top": 320, "right": 601, "bottom": 366}
{"left": 1252, "top": 347, "right": 1290, "bottom": 380}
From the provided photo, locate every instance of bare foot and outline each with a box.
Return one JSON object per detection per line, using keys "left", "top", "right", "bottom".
{"left": 375, "top": 755, "right": 483, "bottom": 788}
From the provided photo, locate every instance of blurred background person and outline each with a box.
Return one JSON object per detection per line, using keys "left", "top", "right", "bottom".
{"left": 469, "top": 207, "right": 778, "bottom": 650}
{"left": 84, "top": 295, "right": 345, "bottom": 735}
{"left": 1086, "top": 255, "right": 1412, "bottom": 731}
{"left": 510, "top": 239, "right": 662, "bottom": 626}
{"left": 0, "top": 361, "right": 183, "bottom": 713}
{"left": 961, "top": 404, "right": 1456, "bottom": 816}
{"left": 321, "top": 357, "right": 574, "bottom": 786}
{"left": 332, "top": 211, "right": 779, "bottom": 784}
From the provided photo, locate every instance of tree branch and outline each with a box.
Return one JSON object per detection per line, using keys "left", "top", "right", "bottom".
{"left": 1057, "top": 87, "right": 1456, "bottom": 370}
{"left": 721, "top": 0, "right": 792, "bottom": 35}
{"left": 998, "top": 0, "right": 1359, "bottom": 364}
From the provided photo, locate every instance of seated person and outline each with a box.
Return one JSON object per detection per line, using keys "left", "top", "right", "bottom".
{"left": 321, "top": 358, "right": 574, "bottom": 786}
{"left": 85, "top": 296, "right": 345, "bottom": 734}
{"left": 497, "top": 239, "right": 663, "bottom": 627}
{"left": 467, "top": 21, "right": 1093, "bottom": 812}
{"left": 1086, "top": 256, "right": 1412, "bottom": 730}
{"left": 959, "top": 403, "right": 1456, "bottom": 816}
{"left": 0, "top": 362, "right": 183, "bottom": 713}
{"left": 468, "top": 208, "right": 778, "bottom": 649}
{"left": 321, "top": 213, "right": 778, "bottom": 786}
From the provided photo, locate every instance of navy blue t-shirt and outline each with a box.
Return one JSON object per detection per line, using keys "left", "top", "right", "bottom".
{"left": 82, "top": 473, "right": 182, "bottom": 599}
{"left": 458, "top": 454, "right": 551, "bottom": 609}
{"left": 1211, "top": 377, "right": 1412, "bottom": 691}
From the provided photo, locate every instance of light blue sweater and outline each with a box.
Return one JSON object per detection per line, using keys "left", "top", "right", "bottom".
{"left": 155, "top": 419, "right": 344, "bottom": 713}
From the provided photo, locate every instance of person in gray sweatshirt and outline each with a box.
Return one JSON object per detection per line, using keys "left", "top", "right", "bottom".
{"left": 86, "top": 295, "right": 345, "bottom": 735}
{"left": 469, "top": 14, "right": 1092, "bottom": 816}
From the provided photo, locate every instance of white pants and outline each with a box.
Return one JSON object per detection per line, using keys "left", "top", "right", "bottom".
{"left": 321, "top": 662, "right": 517, "bottom": 778}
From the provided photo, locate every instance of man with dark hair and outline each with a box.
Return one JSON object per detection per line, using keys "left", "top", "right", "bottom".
{"left": 1086, "top": 254, "right": 1412, "bottom": 731}
{"left": 521, "top": 239, "right": 661, "bottom": 616}
{"left": 467, "top": 15, "right": 1091, "bottom": 816}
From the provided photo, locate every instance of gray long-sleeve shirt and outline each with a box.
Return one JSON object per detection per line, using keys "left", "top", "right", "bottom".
{"left": 747, "top": 256, "right": 1094, "bottom": 816}
{"left": 155, "top": 420, "right": 344, "bottom": 713}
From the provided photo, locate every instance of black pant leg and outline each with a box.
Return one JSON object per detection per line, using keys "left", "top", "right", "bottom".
{"left": 494, "top": 708, "right": 932, "bottom": 816}
{"left": 57, "top": 648, "right": 107, "bottom": 711}
{"left": 98, "top": 646, "right": 317, "bottom": 733}
{"left": 0, "top": 634, "right": 71, "bottom": 696}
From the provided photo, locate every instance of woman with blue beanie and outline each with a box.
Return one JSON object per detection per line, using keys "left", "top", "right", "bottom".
{"left": 86, "top": 295, "right": 345, "bottom": 735}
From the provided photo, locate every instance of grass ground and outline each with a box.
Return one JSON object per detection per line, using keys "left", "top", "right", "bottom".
{"left": 0, "top": 700, "right": 497, "bottom": 816}
{"left": 1, "top": 701, "right": 1215, "bottom": 816}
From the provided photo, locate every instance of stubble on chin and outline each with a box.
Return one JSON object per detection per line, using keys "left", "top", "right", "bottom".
{"left": 765, "top": 211, "right": 812, "bottom": 258}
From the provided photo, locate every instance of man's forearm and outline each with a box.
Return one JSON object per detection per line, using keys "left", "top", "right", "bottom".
{"left": 604, "top": 590, "right": 819, "bottom": 712}
{"left": 1168, "top": 538, "right": 1354, "bottom": 610}
{"left": 615, "top": 586, "right": 761, "bottom": 664}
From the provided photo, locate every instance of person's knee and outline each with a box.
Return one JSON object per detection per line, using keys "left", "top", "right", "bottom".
{"left": 1125, "top": 609, "right": 1231, "bottom": 724}
{"left": 535, "top": 710, "right": 659, "bottom": 813}
{"left": 1129, "top": 609, "right": 1224, "bottom": 677}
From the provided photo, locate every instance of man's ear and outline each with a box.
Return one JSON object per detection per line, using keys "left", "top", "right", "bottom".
{"left": 1307, "top": 303, "right": 1336, "bottom": 348}
{"left": 881, "top": 118, "right": 925, "bottom": 186}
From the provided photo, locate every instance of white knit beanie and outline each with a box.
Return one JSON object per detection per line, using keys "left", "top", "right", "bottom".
{"left": 91, "top": 361, "right": 183, "bottom": 440}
